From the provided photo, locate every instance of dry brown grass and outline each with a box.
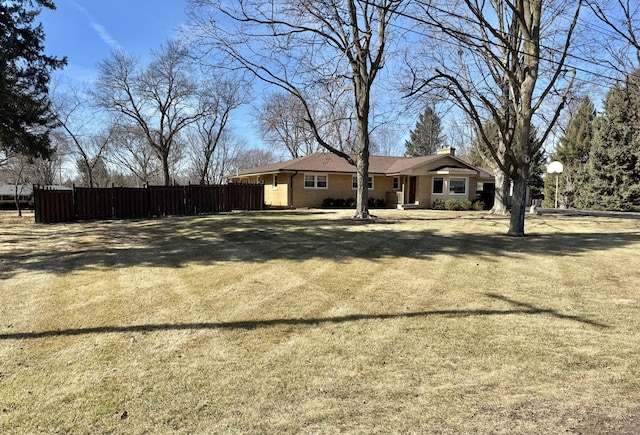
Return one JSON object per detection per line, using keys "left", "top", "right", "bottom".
{"left": 1, "top": 209, "right": 639, "bottom": 433}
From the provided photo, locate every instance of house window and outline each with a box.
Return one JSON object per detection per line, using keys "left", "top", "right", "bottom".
{"left": 352, "top": 175, "right": 374, "bottom": 190}
{"left": 273, "top": 174, "right": 278, "bottom": 191}
{"left": 433, "top": 177, "right": 444, "bottom": 194}
{"left": 393, "top": 177, "right": 400, "bottom": 190}
{"left": 304, "top": 175, "right": 315, "bottom": 188}
{"left": 304, "top": 174, "right": 328, "bottom": 189}
{"left": 450, "top": 177, "right": 467, "bottom": 194}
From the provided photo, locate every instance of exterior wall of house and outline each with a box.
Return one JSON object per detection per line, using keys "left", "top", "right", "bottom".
{"left": 369, "top": 176, "right": 396, "bottom": 204}
{"left": 402, "top": 175, "right": 474, "bottom": 208}
{"left": 417, "top": 176, "right": 432, "bottom": 207}
{"left": 290, "top": 173, "right": 397, "bottom": 208}
{"left": 397, "top": 157, "right": 482, "bottom": 208}
{"left": 264, "top": 174, "right": 290, "bottom": 207}
{"left": 293, "top": 173, "right": 344, "bottom": 208}
{"left": 231, "top": 157, "right": 485, "bottom": 209}
{"left": 469, "top": 176, "right": 479, "bottom": 201}
{"left": 428, "top": 175, "right": 476, "bottom": 206}
{"left": 233, "top": 174, "right": 291, "bottom": 207}
{"left": 390, "top": 175, "right": 472, "bottom": 209}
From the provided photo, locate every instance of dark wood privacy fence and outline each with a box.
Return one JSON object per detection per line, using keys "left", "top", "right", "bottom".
{"left": 34, "top": 183, "right": 264, "bottom": 224}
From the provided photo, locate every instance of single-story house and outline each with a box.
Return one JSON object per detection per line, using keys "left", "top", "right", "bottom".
{"left": 227, "top": 148, "right": 495, "bottom": 209}
{"left": 0, "top": 184, "right": 33, "bottom": 208}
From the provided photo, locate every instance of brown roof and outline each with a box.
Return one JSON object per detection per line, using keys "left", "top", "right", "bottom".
{"left": 233, "top": 153, "right": 399, "bottom": 176}
{"left": 384, "top": 155, "right": 440, "bottom": 174}
{"left": 231, "top": 152, "right": 488, "bottom": 178}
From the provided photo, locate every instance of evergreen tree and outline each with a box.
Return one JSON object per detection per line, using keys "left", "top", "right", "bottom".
{"left": 575, "top": 74, "right": 640, "bottom": 211}
{"left": 467, "top": 130, "right": 492, "bottom": 168}
{"left": 405, "top": 106, "right": 445, "bottom": 157}
{"left": 469, "top": 121, "right": 544, "bottom": 200}
{"left": 0, "top": 0, "right": 66, "bottom": 160}
{"left": 76, "top": 155, "right": 111, "bottom": 188}
{"left": 467, "top": 120, "right": 499, "bottom": 169}
{"left": 528, "top": 140, "right": 546, "bottom": 201}
{"left": 543, "top": 97, "right": 595, "bottom": 208}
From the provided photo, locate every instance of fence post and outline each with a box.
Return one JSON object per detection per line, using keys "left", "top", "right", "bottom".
{"left": 33, "top": 184, "right": 40, "bottom": 223}
{"left": 72, "top": 184, "right": 77, "bottom": 222}
{"left": 110, "top": 183, "right": 115, "bottom": 219}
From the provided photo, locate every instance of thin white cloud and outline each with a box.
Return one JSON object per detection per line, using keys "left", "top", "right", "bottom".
{"left": 91, "top": 22, "right": 123, "bottom": 51}
{"left": 68, "top": 0, "right": 124, "bottom": 51}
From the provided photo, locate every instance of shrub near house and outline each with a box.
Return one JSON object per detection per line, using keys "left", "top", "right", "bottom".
{"left": 432, "top": 198, "right": 485, "bottom": 211}
{"left": 322, "top": 197, "right": 387, "bottom": 208}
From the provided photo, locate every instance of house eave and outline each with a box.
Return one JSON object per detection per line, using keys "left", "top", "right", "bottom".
{"left": 427, "top": 168, "right": 478, "bottom": 176}
{"left": 225, "top": 152, "right": 494, "bottom": 181}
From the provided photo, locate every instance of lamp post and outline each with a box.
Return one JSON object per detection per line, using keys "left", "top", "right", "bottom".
{"left": 547, "top": 161, "right": 564, "bottom": 209}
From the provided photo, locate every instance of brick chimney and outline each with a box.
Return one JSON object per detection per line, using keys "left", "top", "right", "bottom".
{"left": 436, "top": 147, "right": 456, "bottom": 156}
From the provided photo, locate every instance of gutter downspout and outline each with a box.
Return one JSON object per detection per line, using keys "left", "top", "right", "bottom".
{"left": 289, "top": 171, "right": 298, "bottom": 209}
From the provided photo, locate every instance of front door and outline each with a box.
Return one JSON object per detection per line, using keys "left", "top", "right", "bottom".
{"left": 408, "top": 177, "right": 417, "bottom": 203}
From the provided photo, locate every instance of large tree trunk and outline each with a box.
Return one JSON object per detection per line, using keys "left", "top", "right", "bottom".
{"left": 507, "top": 0, "right": 540, "bottom": 237}
{"left": 491, "top": 168, "right": 510, "bottom": 215}
{"left": 200, "top": 152, "right": 212, "bottom": 186}
{"left": 508, "top": 111, "right": 533, "bottom": 236}
{"left": 161, "top": 153, "right": 171, "bottom": 186}
{"left": 508, "top": 164, "right": 529, "bottom": 237}
{"left": 354, "top": 94, "right": 371, "bottom": 219}
{"left": 353, "top": 50, "right": 372, "bottom": 220}
{"left": 354, "top": 150, "right": 370, "bottom": 219}
{"left": 88, "top": 167, "right": 94, "bottom": 188}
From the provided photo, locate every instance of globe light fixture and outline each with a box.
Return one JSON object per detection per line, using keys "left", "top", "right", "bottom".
{"left": 547, "top": 161, "right": 564, "bottom": 209}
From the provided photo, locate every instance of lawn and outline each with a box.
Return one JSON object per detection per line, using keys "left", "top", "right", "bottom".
{"left": 1, "top": 209, "right": 639, "bottom": 433}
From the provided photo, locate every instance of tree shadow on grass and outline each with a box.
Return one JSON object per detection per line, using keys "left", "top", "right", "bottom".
{"left": 539, "top": 208, "right": 640, "bottom": 220}
{"left": 0, "top": 292, "right": 608, "bottom": 341}
{"left": 1, "top": 213, "right": 639, "bottom": 279}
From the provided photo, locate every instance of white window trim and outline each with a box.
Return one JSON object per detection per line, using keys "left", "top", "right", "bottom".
{"left": 449, "top": 177, "right": 468, "bottom": 195}
{"left": 272, "top": 174, "right": 278, "bottom": 191}
{"left": 432, "top": 176, "right": 445, "bottom": 195}
{"left": 304, "top": 173, "right": 329, "bottom": 189}
{"left": 392, "top": 176, "right": 400, "bottom": 191}
{"left": 352, "top": 175, "right": 374, "bottom": 190}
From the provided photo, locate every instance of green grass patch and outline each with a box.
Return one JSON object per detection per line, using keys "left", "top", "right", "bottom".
{"left": 1, "top": 209, "right": 639, "bottom": 433}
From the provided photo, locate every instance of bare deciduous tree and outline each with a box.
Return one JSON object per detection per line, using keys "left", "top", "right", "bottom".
{"left": 75, "top": 153, "right": 111, "bottom": 188}
{"left": 3, "top": 153, "right": 29, "bottom": 216}
{"left": 188, "top": 0, "right": 405, "bottom": 219}
{"left": 258, "top": 92, "right": 318, "bottom": 159}
{"left": 94, "top": 40, "right": 208, "bottom": 186}
{"left": 210, "top": 137, "right": 246, "bottom": 184}
{"left": 315, "top": 84, "right": 360, "bottom": 154}
{"left": 108, "top": 125, "right": 161, "bottom": 186}
{"left": 188, "top": 79, "right": 246, "bottom": 185}
{"left": 408, "top": 0, "right": 582, "bottom": 236}
{"left": 587, "top": 0, "right": 640, "bottom": 74}
{"left": 371, "top": 123, "right": 403, "bottom": 156}
{"left": 233, "top": 147, "right": 278, "bottom": 172}
{"left": 186, "top": 128, "right": 230, "bottom": 184}
{"left": 51, "top": 85, "right": 113, "bottom": 188}
{"left": 30, "top": 153, "right": 65, "bottom": 185}
{"left": 1, "top": 136, "right": 68, "bottom": 187}
{"left": 447, "top": 115, "right": 475, "bottom": 158}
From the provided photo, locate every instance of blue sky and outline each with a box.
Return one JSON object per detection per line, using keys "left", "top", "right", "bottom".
{"left": 38, "top": 0, "right": 264, "bottom": 149}
{"left": 39, "top": 0, "right": 189, "bottom": 84}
